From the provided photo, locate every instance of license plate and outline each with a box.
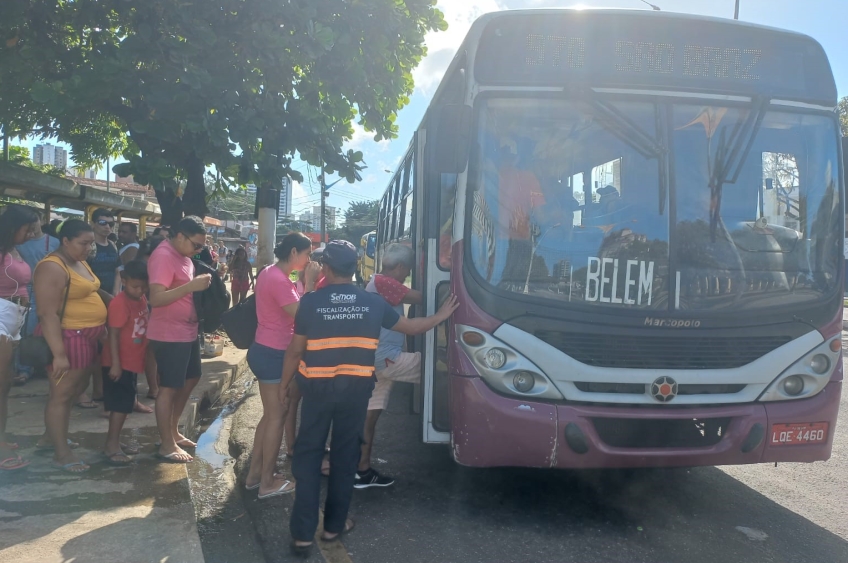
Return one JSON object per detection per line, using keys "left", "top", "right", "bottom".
{"left": 769, "top": 422, "right": 829, "bottom": 446}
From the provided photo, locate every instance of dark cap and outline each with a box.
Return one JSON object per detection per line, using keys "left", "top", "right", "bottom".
{"left": 320, "top": 240, "right": 358, "bottom": 271}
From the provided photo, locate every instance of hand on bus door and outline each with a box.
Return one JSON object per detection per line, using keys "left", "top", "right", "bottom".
{"left": 436, "top": 294, "right": 460, "bottom": 322}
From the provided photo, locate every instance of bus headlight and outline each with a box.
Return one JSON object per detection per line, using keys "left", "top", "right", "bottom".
{"left": 485, "top": 348, "right": 507, "bottom": 369}
{"left": 759, "top": 337, "right": 840, "bottom": 402}
{"left": 455, "top": 324, "right": 563, "bottom": 400}
{"left": 513, "top": 372, "right": 535, "bottom": 393}
{"left": 782, "top": 375, "right": 804, "bottom": 396}
{"left": 809, "top": 354, "right": 830, "bottom": 374}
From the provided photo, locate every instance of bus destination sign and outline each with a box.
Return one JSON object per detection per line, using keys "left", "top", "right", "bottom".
{"left": 474, "top": 13, "right": 836, "bottom": 105}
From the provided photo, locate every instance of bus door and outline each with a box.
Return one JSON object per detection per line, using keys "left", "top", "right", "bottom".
{"left": 418, "top": 105, "right": 471, "bottom": 443}
{"left": 413, "top": 127, "right": 450, "bottom": 443}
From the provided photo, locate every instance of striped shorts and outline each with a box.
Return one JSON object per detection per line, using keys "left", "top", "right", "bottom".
{"left": 36, "top": 324, "right": 106, "bottom": 371}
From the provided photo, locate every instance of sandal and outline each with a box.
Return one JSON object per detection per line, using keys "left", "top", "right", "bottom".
{"left": 121, "top": 442, "right": 140, "bottom": 455}
{"left": 321, "top": 518, "right": 355, "bottom": 542}
{"left": 0, "top": 456, "right": 30, "bottom": 471}
{"left": 155, "top": 451, "right": 192, "bottom": 464}
{"left": 290, "top": 541, "right": 313, "bottom": 558}
{"left": 0, "top": 441, "right": 19, "bottom": 450}
{"left": 35, "top": 438, "right": 80, "bottom": 451}
{"left": 257, "top": 479, "right": 295, "bottom": 499}
{"left": 12, "top": 372, "right": 30, "bottom": 386}
{"left": 54, "top": 460, "right": 90, "bottom": 473}
{"left": 75, "top": 400, "right": 99, "bottom": 409}
{"left": 104, "top": 451, "right": 132, "bottom": 466}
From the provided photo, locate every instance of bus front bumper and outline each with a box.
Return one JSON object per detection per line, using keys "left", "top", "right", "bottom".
{"left": 449, "top": 376, "right": 841, "bottom": 469}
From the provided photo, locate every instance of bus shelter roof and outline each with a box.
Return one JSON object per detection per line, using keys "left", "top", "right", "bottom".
{"left": 0, "top": 162, "right": 161, "bottom": 219}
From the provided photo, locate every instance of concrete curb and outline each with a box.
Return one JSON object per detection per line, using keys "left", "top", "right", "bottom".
{"left": 181, "top": 347, "right": 249, "bottom": 436}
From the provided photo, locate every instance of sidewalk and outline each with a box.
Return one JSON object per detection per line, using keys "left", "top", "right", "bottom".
{"left": 0, "top": 345, "right": 247, "bottom": 563}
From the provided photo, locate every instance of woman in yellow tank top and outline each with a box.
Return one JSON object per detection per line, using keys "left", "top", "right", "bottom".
{"left": 34, "top": 220, "right": 110, "bottom": 473}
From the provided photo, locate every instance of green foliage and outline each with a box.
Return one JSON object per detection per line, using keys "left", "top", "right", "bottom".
{"left": 0, "top": 0, "right": 445, "bottom": 224}
{"left": 839, "top": 96, "right": 848, "bottom": 137}
{"left": 330, "top": 199, "right": 378, "bottom": 244}
{"left": 2, "top": 144, "right": 65, "bottom": 176}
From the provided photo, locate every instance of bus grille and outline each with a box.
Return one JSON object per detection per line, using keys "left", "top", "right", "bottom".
{"left": 535, "top": 331, "right": 791, "bottom": 369}
{"left": 591, "top": 417, "right": 731, "bottom": 448}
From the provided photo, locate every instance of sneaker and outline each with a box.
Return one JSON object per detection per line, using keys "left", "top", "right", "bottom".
{"left": 354, "top": 468, "right": 395, "bottom": 489}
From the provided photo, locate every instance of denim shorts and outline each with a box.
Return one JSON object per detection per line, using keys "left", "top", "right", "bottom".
{"left": 247, "top": 342, "right": 285, "bottom": 384}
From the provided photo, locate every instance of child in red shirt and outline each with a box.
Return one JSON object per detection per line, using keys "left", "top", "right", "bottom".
{"left": 102, "top": 260, "right": 149, "bottom": 465}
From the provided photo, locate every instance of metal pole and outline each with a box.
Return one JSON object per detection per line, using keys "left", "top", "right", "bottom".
{"left": 734, "top": 0, "right": 740, "bottom": 19}
{"left": 320, "top": 164, "right": 326, "bottom": 246}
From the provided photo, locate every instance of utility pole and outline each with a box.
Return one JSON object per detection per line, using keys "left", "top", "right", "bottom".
{"left": 320, "top": 164, "right": 327, "bottom": 247}
{"left": 734, "top": 0, "right": 740, "bottom": 19}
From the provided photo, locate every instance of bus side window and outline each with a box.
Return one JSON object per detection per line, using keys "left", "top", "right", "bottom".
{"left": 439, "top": 173, "right": 457, "bottom": 270}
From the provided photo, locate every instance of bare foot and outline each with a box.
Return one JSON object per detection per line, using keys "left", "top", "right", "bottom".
{"left": 258, "top": 476, "right": 295, "bottom": 498}
{"left": 174, "top": 434, "right": 197, "bottom": 448}
{"left": 157, "top": 447, "right": 192, "bottom": 463}
{"left": 133, "top": 400, "right": 153, "bottom": 414}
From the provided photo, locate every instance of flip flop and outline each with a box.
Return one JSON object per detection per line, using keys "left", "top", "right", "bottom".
{"left": 53, "top": 460, "right": 89, "bottom": 473}
{"left": 0, "top": 442, "right": 19, "bottom": 450}
{"left": 155, "top": 452, "right": 192, "bottom": 464}
{"left": 246, "top": 473, "right": 286, "bottom": 491}
{"left": 0, "top": 456, "right": 30, "bottom": 471}
{"left": 121, "top": 442, "right": 140, "bottom": 455}
{"left": 154, "top": 439, "right": 197, "bottom": 449}
{"left": 92, "top": 396, "right": 105, "bottom": 402}
{"left": 257, "top": 479, "right": 295, "bottom": 499}
{"left": 75, "top": 401, "right": 99, "bottom": 409}
{"left": 35, "top": 439, "right": 80, "bottom": 451}
{"left": 321, "top": 518, "right": 355, "bottom": 542}
{"left": 104, "top": 451, "right": 132, "bottom": 466}
{"left": 12, "top": 372, "right": 31, "bottom": 386}
{"left": 290, "top": 541, "right": 312, "bottom": 558}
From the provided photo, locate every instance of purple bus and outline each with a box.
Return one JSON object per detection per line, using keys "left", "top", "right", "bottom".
{"left": 376, "top": 9, "right": 845, "bottom": 468}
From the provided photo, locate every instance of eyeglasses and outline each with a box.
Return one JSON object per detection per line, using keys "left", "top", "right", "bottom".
{"left": 96, "top": 220, "right": 115, "bottom": 227}
{"left": 181, "top": 234, "right": 204, "bottom": 251}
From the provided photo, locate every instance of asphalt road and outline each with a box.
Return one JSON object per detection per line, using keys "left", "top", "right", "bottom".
{"left": 222, "top": 363, "right": 848, "bottom": 563}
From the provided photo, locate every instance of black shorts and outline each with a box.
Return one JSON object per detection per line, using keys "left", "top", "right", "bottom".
{"left": 150, "top": 339, "right": 202, "bottom": 389}
{"left": 102, "top": 367, "right": 138, "bottom": 414}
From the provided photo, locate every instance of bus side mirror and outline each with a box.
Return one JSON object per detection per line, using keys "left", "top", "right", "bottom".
{"left": 433, "top": 104, "right": 473, "bottom": 174}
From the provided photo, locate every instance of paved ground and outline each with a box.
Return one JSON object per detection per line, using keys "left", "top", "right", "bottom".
{"left": 0, "top": 345, "right": 249, "bottom": 563}
{"left": 228, "top": 365, "right": 848, "bottom": 563}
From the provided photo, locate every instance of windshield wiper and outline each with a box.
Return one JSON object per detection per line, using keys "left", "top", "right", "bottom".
{"left": 576, "top": 93, "right": 669, "bottom": 214}
{"left": 708, "top": 97, "right": 769, "bottom": 242}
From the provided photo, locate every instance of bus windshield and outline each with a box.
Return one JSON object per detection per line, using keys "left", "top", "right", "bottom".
{"left": 469, "top": 98, "right": 841, "bottom": 312}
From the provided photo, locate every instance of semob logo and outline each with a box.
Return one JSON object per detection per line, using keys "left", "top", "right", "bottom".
{"left": 330, "top": 293, "right": 357, "bottom": 304}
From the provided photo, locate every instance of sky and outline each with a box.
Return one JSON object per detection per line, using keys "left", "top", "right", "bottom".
{"left": 20, "top": 0, "right": 848, "bottom": 221}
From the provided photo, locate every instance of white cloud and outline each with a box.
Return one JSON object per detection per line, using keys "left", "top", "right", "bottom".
{"left": 347, "top": 121, "right": 391, "bottom": 152}
{"left": 413, "top": 0, "right": 505, "bottom": 94}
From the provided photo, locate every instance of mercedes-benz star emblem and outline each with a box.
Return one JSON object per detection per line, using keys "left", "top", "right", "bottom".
{"left": 651, "top": 376, "right": 678, "bottom": 402}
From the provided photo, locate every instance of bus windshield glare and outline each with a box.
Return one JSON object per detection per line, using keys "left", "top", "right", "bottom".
{"left": 469, "top": 98, "right": 841, "bottom": 312}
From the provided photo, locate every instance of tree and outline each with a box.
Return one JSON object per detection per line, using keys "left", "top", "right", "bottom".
{"left": 839, "top": 96, "right": 848, "bottom": 137}
{"left": 0, "top": 0, "right": 446, "bottom": 225}
{"left": 329, "top": 199, "right": 378, "bottom": 244}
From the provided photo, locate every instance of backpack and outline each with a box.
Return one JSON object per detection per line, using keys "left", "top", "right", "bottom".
{"left": 192, "top": 259, "right": 231, "bottom": 334}
{"left": 220, "top": 293, "right": 257, "bottom": 349}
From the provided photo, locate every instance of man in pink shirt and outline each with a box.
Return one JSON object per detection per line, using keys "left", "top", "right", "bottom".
{"left": 147, "top": 216, "right": 211, "bottom": 463}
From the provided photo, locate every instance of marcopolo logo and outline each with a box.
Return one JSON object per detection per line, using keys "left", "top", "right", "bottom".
{"left": 330, "top": 293, "right": 357, "bottom": 304}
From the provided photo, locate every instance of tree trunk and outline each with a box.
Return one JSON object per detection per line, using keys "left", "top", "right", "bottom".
{"left": 154, "top": 188, "right": 184, "bottom": 229}
{"left": 182, "top": 153, "right": 208, "bottom": 219}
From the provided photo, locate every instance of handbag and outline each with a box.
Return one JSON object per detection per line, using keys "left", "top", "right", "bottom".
{"left": 18, "top": 262, "right": 70, "bottom": 369}
{"left": 220, "top": 293, "right": 257, "bottom": 349}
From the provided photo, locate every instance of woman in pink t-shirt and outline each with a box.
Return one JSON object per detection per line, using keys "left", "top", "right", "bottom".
{"left": 245, "top": 232, "right": 320, "bottom": 499}
{"left": 0, "top": 205, "right": 39, "bottom": 472}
